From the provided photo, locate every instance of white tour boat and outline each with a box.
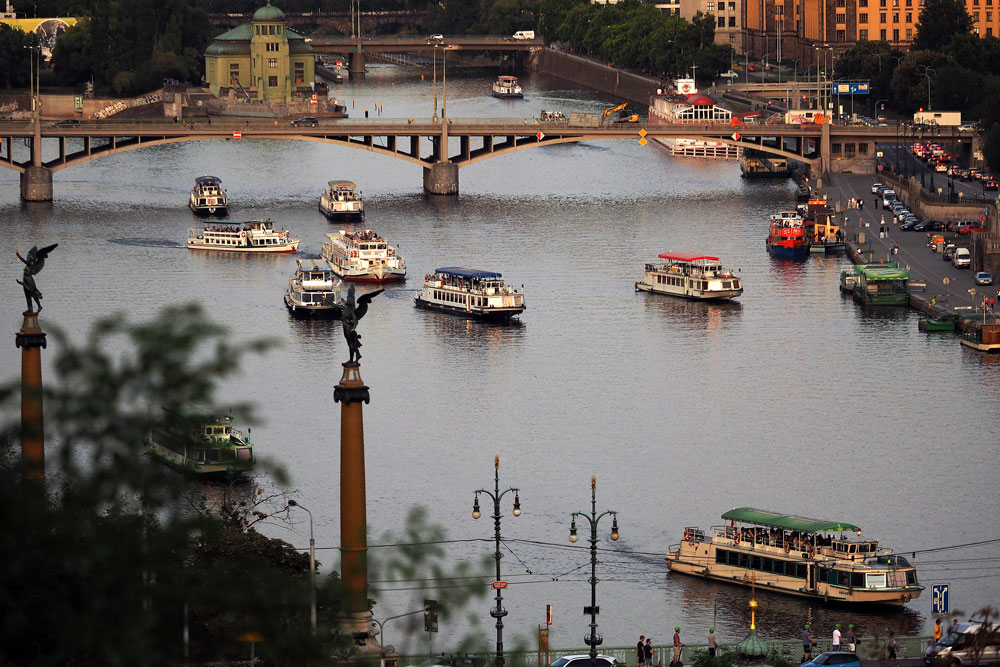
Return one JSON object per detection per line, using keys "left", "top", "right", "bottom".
{"left": 491, "top": 75, "right": 523, "bottom": 99}
{"left": 284, "top": 258, "right": 344, "bottom": 319}
{"left": 665, "top": 507, "right": 923, "bottom": 606}
{"left": 319, "top": 180, "right": 364, "bottom": 221}
{"left": 321, "top": 229, "right": 406, "bottom": 282}
{"left": 635, "top": 252, "right": 743, "bottom": 300}
{"left": 188, "top": 175, "right": 229, "bottom": 215}
{"left": 187, "top": 220, "right": 300, "bottom": 253}
{"left": 414, "top": 267, "right": 526, "bottom": 322}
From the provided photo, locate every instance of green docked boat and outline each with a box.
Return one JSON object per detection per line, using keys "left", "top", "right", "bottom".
{"left": 848, "top": 263, "right": 910, "bottom": 306}
{"left": 146, "top": 407, "right": 256, "bottom": 478}
{"left": 919, "top": 315, "right": 957, "bottom": 332}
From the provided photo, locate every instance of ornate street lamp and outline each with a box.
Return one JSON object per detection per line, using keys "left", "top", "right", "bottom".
{"left": 569, "top": 477, "right": 619, "bottom": 667}
{"left": 287, "top": 499, "right": 317, "bottom": 634}
{"left": 473, "top": 455, "right": 521, "bottom": 667}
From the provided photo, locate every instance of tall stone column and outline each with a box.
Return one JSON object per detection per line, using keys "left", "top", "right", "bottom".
{"left": 16, "top": 313, "right": 46, "bottom": 480}
{"left": 334, "top": 361, "right": 372, "bottom": 634}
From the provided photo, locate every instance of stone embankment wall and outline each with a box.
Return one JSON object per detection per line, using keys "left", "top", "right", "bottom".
{"left": 526, "top": 49, "right": 659, "bottom": 106}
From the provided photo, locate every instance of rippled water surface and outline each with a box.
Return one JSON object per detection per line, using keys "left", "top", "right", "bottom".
{"left": 2, "top": 65, "right": 998, "bottom": 651}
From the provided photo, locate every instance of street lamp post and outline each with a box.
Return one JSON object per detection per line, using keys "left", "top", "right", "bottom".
{"left": 473, "top": 456, "right": 521, "bottom": 667}
{"left": 373, "top": 608, "right": 430, "bottom": 667}
{"left": 569, "top": 477, "right": 619, "bottom": 667}
{"left": 918, "top": 65, "right": 935, "bottom": 111}
{"left": 432, "top": 45, "right": 438, "bottom": 121}
{"left": 287, "top": 500, "right": 317, "bottom": 634}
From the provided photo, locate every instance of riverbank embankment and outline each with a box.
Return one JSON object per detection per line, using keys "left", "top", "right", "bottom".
{"left": 527, "top": 49, "right": 660, "bottom": 106}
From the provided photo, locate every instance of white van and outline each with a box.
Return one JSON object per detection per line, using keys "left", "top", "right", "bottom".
{"left": 923, "top": 621, "right": 1000, "bottom": 667}
{"left": 952, "top": 247, "right": 971, "bottom": 268}
{"left": 512, "top": 30, "right": 535, "bottom": 40}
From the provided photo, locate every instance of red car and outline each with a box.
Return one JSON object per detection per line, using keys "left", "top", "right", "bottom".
{"left": 748, "top": 64, "right": 758, "bottom": 71}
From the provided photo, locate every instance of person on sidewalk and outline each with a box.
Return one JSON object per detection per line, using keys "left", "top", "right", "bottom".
{"left": 671, "top": 627, "right": 684, "bottom": 667}
{"left": 802, "top": 624, "right": 817, "bottom": 663}
{"left": 832, "top": 624, "right": 843, "bottom": 651}
{"left": 859, "top": 198, "right": 864, "bottom": 212}
{"left": 637, "top": 635, "right": 646, "bottom": 667}
{"left": 645, "top": 638, "right": 654, "bottom": 667}
{"left": 708, "top": 628, "right": 719, "bottom": 658}
{"left": 846, "top": 624, "right": 857, "bottom": 653}
{"left": 887, "top": 630, "right": 899, "bottom": 667}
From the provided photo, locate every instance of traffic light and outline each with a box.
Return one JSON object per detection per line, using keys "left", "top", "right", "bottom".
{"left": 424, "top": 599, "right": 439, "bottom": 633}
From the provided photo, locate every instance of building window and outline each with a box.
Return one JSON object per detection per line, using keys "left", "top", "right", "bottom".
{"left": 718, "top": 15, "right": 725, "bottom": 25}
{"left": 268, "top": 75, "right": 278, "bottom": 87}
{"left": 860, "top": 0, "right": 868, "bottom": 6}
{"left": 893, "top": 27, "right": 899, "bottom": 39}
{"left": 836, "top": 0, "right": 845, "bottom": 6}
{"left": 837, "top": 28, "right": 847, "bottom": 38}
{"left": 277, "top": 25, "right": 282, "bottom": 34}
{"left": 729, "top": 2, "right": 736, "bottom": 9}
{"left": 707, "top": 2, "right": 715, "bottom": 10}
{"left": 881, "top": 28, "right": 887, "bottom": 37}
{"left": 906, "top": 27, "right": 913, "bottom": 38}
{"left": 880, "top": 12, "right": 887, "bottom": 21}
{"left": 294, "top": 63, "right": 304, "bottom": 84}
{"left": 989, "top": 27, "right": 994, "bottom": 35}
{"left": 860, "top": 28, "right": 869, "bottom": 37}
{"left": 268, "top": 58, "right": 277, "bottom": 68}
{"left": 837, "top": 12, "right": 846, "bottom": 21}
{"left": 893, "top": 12, "right": 899, "bottom": 20}
{"left": 906, "top": 11, "right": 912, "bottom": 20}
{"left": 860, "top": 12, "right": 868, "bottom": 21}
{"left": 729, "top": 15, "right": 737, "bottom": 24}
{"left": 988, "top": 10, "right": 993, "bottom": 19}
{"left": 974, "top": 11, "right": 980, "bottom": 19}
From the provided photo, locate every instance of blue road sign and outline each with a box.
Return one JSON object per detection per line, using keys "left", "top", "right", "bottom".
{"left": 832, "top": 82, "right": 871, "bottom": 95}
{"left": 932, "top": 584, "right": 949, "bottom": 614}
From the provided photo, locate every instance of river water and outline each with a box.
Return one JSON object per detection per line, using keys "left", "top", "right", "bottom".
{"left": 2, "top": 64, "right": 998, "bottom": 655}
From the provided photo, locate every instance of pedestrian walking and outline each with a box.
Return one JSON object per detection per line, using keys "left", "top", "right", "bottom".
{"left": 645, "top": 638, "right": 654, "bottom": 667}
{"left": 708, "top": 628, "right": 719, "bottom": 658}
{"left": 887, "top": 630, "right": 899, "bottom": 667}
{"left": 845, "top": 624, "right": 857, "bottom": 653}
{"left": 671, "top": 627, "right": 685, "bottom": 667}
{"left": 832, "top": 623, "right": 842, "bottom": 651}
{"left": 802, "top": 624, "right": 817, "bottom": 663}
{"left": 637, "top": 635, "right": 646, "bottom": 667}
{"left": 859, "top": 198, "right": 864, "bottom": 212}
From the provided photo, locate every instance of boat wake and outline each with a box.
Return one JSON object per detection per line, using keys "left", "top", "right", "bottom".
{"left": 109, "top": 238, "right": 183, "bottom": 248}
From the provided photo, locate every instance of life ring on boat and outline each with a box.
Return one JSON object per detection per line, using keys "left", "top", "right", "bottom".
{"left": 683, "top": 529, "right": 691, "bottom": 541}
{"left": 784, "top": 542, "right": 791, "bottom": 554}
{"left": 425, "top": 274, "right": 430, "bottom": 281}
{"left": 351, "top": 250, "right": 358, "bottom": 258}
{"left": 808, "top": 544, "right": 816, "bottom": 557}
{"left": 240, "top": 231, "right": 246, "bottom": 238}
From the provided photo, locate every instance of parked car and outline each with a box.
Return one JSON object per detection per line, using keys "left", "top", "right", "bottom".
{"left": 923, "top": 621, "right": 1000, "bottom": 667}
{"left": 549, "top": 655, "right": 619, "bottom": 667}
{"left": 985, "top": 179, "right": 999, "bottom": 191}
{"left": 900, "top": 219, "right": 922, "bottom": 231}
{"left": 943, "top": 243, "right": 957, "bottom": 260}
{"left": 426, "top": 33, "right": 444, "bottom": 41}
{"left": 952, "top": 247, "right": 972, "bottom": 268}
{"left": 882, "top": 190, "right": 897, "bottom": 207}
{"left": 913, "top": 220, "right": 935, "bottom": 232}
{"left": 802, "top": 652, "right": 862, "bottom": 667}
{"left": 52, "top": 118, "right": 80, "bottom": 126}
{"left": 975, "top": 271, "right": 995, "bottom": 286}
{"left": 290, "top": 116, "right": 319, "bottom": 127}
{"left": 954, "top": 221, "right": 975, "bottom": 234}
{"left": 871, "top": 183, "right": 885, "bottom": 195}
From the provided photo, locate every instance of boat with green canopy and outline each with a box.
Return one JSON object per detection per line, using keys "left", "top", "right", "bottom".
{"left": 844, "top": 263, "right": 910, "bottom": 306}
{"left": 665, "top": 507, "right": 923, "bottom": 606}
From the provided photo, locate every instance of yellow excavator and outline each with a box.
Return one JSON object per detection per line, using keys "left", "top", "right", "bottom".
{"left": 600, "top": 102, "right": 639, "bottom": 125}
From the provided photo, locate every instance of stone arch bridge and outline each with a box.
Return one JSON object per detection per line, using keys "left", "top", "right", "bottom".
{"left": 0, "top": 118, "right": 941, "bottom": 200}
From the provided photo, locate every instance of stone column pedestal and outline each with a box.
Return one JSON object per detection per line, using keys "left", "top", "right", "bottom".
{"left": 16, "top": 313, "right": 46, "bottom": 479}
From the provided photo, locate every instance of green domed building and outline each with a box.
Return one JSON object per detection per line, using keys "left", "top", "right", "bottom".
{"left": 204, "top": 1, "right": 315, "bottom": 104}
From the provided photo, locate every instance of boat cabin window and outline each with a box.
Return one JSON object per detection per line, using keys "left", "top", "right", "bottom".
{"left": 865, "top": 572, "right": 887, "bottom": 588}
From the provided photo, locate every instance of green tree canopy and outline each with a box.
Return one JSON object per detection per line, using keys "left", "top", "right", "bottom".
{"left": 0, "top": 24, "right": 34, "bottom": 90}
{"left": 912, "top": 0, "right": 973, "bottom": 52}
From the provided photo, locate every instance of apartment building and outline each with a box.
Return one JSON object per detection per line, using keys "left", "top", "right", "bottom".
{"left": 651, "top": 0, "right": 745, "bottom": 48}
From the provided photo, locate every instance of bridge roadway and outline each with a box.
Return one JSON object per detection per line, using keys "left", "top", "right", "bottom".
{"left": 0, "top": 117, "right": 961, "bottom": 199}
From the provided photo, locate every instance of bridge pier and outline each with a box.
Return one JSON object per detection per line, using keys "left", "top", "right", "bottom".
{"left": 349, "top": 51, "right": 366, "bottom": 78}
{"left": 423, "top": 162, "right": 458, "bottom": 195}
{"left": 20, "top": 166, "right": 53, "bottom": 202}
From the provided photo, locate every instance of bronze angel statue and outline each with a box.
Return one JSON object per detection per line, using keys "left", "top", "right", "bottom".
{"left": 339, "top": 284, "right": 383, "bottom": 364}
{"left": 15, "top": 244, "right": 58, "bottom": 314}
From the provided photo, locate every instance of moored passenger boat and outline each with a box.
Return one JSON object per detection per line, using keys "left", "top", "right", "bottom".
{"left": 187, "top": 220, "right": 299, "bottom": 253}
{"left": 414, "top": 267, "right": 525, "bottom": 322}
{"left": 634, "top": 253, "right": 742, "bottom": 301}
{"left": 665, "top": 507, "right": 923, "bottom": 606}
{"left": 848, "top": 263, "right": 910, "bottom": 306}
{"left": 284, "top": 258, "right": 344, "bottom": 319}
{"left": 318, "top": 180, "right": 364, "bottom": 221}
{"left": 321, "top": 229, "right": 406, "bottom": 282}
{"left": 491, "top": 75, "right": 523, "bottom": 99}
{"left": 189, "top": 175, "right": 229, "bottom": 216}
{"left": 146, "top": 408, "right": 255, "bottom": 478}
{"left": 766, "top": 213, "right": 810, "bottom": 260}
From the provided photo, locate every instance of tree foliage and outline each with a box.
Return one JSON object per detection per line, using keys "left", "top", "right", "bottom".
{"left": 912, "top": 0, "right": 973, "bottom": 52}
{"left": 0, "top": 304, "right": 354, "bottom": 666}
{"left": 0, "top": 24, "right": 35, "bottom": 90}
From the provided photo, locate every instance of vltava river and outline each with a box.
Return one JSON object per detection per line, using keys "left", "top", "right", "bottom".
{"left": 2, "top": 64, "right": 998, "bottom": 653}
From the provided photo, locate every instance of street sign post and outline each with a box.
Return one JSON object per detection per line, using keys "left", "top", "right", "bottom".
{"left": 492, "top": 580, "right": 508, "bottom": 589}
{"left": 932, "top": 584, "right": 949, "bottom": 614}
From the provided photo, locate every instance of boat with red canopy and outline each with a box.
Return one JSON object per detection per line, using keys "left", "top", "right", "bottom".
{"left": 635, "top": 252, "right": 743, "bottom": 300}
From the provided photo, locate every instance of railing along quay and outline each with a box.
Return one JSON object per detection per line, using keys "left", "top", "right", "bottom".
{"left": 390, "top": 636, "right": 933, "bottom": 667}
